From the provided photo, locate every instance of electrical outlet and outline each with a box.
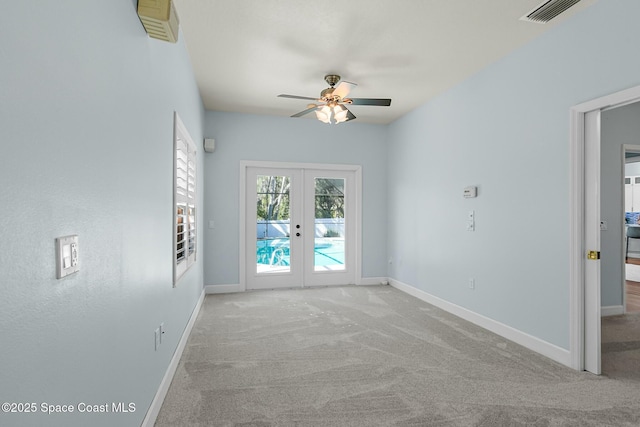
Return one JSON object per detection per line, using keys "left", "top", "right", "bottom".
{"left": 154, "top": 328, "right": 160, "bottom": 351}
{"left": 469, "top": 278, "right": 475, "bottom": 290}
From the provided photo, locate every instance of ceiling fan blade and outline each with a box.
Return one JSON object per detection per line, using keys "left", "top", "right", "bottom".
{"left": 333, "top": 81, "right": 357, "bottom": 99}
{"left": 278, "top": 94, "right": 319, "bottom": 101}
{"left": 291, "top": 105, "right": 319, "bottom": 118}
{"left": 349, "top": 98, "right": 392, "bottom": 106}
{"left": 345, "top": 109, "right": 356, "bottom": 122}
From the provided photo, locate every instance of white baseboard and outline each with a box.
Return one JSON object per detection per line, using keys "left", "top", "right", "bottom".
{"left": 389, "top": 278, "right": 572, "bottom": 368}
{"left": 205, "top": 284, "right": 243, "bottom": 294}
{"left": 141, "top": 290, "right": 205, "bottom": 427}
{"left": 358, "top": 277, "right": 389, "bottom": 286}
{"left": 601, "top": 305, "right": 624, "bottom": 317}
{"left": 205, "top": 280, "right": 388, "bottom": 293}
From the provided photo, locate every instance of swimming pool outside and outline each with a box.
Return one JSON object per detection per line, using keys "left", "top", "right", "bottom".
{"left": 256, "top": 238, "right": 345, "bottom": 273}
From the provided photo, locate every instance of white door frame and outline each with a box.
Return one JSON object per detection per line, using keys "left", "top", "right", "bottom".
{"left": 570, "top": 84, "right": 640, "bottom": 372}
{"left": 239, "top": 160, "right": 362, "bottom": 291}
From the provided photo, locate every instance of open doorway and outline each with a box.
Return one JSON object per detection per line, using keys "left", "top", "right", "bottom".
{"left": 599, "top": 106, "right": 640, "bottom": 380}
{"left": 570, "top": 84, "right": 640, "bottom": 375}
{"left": 622, "top": 146, "right": 640, "bottom": 313}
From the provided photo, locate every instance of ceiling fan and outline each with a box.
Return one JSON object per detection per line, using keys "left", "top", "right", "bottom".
{"left": 278, "top": 75, "right": 392, "bottom": 124}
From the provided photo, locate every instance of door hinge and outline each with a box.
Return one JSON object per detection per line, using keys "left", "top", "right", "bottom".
{"left": 587, "top": 250, "right": 601, "bottom": 260}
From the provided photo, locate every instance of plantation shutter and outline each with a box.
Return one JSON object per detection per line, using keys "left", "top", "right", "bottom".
{"left": 174, "top": 113, "right": 197, "bottom": 284}
{"left": 187, "top": 146, "right": 197, "bottom": 260}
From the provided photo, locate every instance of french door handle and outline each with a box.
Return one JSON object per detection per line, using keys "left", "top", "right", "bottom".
{"left": 296, "top": 224, "right": 300, "bottom": 229}
{"left": 296, "top": 232, "right": 301, "bottom": 237}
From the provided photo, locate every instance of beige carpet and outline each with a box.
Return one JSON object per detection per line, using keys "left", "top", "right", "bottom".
{"left": 602, "top": 312, "right": 640, "bottom": 380}
{"left": 156, "top": 286, "right": 640, "bottom": 426}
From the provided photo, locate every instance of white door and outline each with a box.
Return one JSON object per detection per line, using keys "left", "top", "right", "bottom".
{"left": 584, "top": 109, "right": 601, "bottom": 374}
{"left": 245, "top": 165, "right": 357, "bottom": 290}
{"left": 303, "top": 169, "right": 356, "bottom": 287}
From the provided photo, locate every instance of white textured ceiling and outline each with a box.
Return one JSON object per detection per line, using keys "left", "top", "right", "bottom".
{"left": 173, "top": 0, "right": 596, "bottom": 124}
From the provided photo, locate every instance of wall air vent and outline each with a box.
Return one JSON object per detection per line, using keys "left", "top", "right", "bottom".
{"left": 520, "top": 0, "right": 582, "bottom": 24}
{"left": 137, "top": 0, "right": 179, "bottom": 43}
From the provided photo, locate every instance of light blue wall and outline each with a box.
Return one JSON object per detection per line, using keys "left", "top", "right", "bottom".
{"left": 601, "top": 102, "right": 640, "bottom": 307}
{"left": 387, "top": 0, "right": 640, "bottom": 349}
{"left": 0, "top": 2, "right": 204, "bottom": 426}
{"left": 202, "top": 111, "right": 388, "bottom": 286}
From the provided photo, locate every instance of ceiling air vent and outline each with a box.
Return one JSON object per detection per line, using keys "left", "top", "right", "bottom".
{"left": 520, "top": 0, "right": 582, "bottom": 24}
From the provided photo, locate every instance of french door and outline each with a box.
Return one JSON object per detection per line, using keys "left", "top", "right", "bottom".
{"left": 244, "top": 164, "right": 357, "bottom": 290}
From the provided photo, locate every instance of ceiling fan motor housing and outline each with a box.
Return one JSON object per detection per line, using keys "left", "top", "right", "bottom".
{"left": 321, "top": 75, "right": 341, "bottom": 100}
{"left": 324, "top": 74, "right": 341, "bottom": 87}
{"left": 321, "top": 87, "right": 335, "bottom": 99}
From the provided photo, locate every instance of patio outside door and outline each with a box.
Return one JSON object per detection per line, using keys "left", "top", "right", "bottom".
{"left": 244, "top": 165, "right": 356, "bottom": 290}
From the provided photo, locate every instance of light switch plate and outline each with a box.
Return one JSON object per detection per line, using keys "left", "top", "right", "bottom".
{"left": 56, "top": 235, "right": 79, "bottom": 279}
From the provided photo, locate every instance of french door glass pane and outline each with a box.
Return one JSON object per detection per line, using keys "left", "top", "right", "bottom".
{"left": 256, "top": 175, "right": 291, "bottom": 274}
{"left": 314, "top": 177, "right": 345, "bottom": 271}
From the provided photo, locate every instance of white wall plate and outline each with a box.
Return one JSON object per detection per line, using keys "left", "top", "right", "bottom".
{"left": 56, "top": 235, "right": 79, "bottom": 279}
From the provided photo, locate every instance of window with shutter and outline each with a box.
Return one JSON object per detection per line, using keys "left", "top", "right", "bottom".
{"left": 174, "top": 112, "right": 197, "bottom": 284}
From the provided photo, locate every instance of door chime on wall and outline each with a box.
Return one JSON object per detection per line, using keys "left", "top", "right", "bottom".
{"left": 137, "top": 0, "right": 179, "bottom": 43}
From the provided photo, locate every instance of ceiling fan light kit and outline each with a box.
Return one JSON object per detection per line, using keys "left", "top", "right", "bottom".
{"left": 278, "top": 75, "right": 391, "bottom": 124}
{"left": 316, "top": 104, "right": 348, "bottom": 124}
